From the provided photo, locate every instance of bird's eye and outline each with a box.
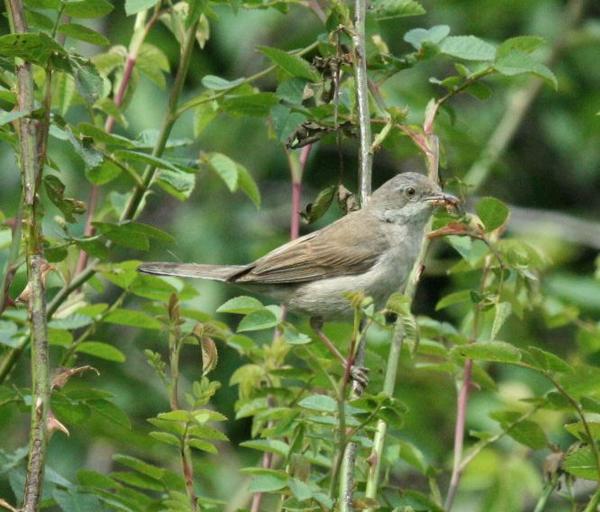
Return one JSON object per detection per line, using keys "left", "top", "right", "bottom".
{"left": 405, "top": 186, "right": 416, "bottom": 197}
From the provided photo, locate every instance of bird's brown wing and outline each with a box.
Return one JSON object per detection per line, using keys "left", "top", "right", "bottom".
{"left": 231, "top": 210, "right": 390, "bottom": 284}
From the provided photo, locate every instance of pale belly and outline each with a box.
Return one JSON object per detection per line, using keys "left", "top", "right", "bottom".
{"left": 286, "top": 245, "right": 415, "bottom": 320}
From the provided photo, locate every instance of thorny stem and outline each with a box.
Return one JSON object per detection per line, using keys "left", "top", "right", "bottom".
{"left": 7, "top": 2, "right": 51, "bottom": 511}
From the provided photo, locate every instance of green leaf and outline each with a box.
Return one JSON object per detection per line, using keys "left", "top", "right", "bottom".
{"left": 0, "top": 32, "right": 67, "bottom": 64}
{"left": 524, "top": 347, "right": 573, "bottom": 374}
{"left": 0, "top": 110, "right": 30, "bottom": 127}
{"left": 188, "top": 438, "right": 217, "bottom": 454}
{"left": 298, "top": 394, "right": 338, "bottom": 413}
{"left": 221, "top": 92, "right": 278, "bottom": 117}
{"left": 125, "top": 0, "right": 160, "bottom": 15}
{"left": 491, "top": 302, "right": 512, "bottom": 340}
{"left": 301, "top": 185, "right": 336, "bottom": 224}
{"left": 44, "top": 174, "right": 86, "bottom": 223}
{"left": 563, "top": 445, "right": 599, "bottom": 480}
{"left": 440, "top": 35, "right": 496, "bottom": 61}
{"left": 370, "top": 0, "right": 425, "bottom": 20}
{"left": 236, "top": 164, "right": 261, "bottom": 208}
{"left": 63, "top": 0, "right": 114, "bottom": 18}
{"left": 137, "top": 44, "right": 170, "bottom": 89}
{"left": 245, "top": 469, "right": 288, "bottom": 492}
{"left": 497, "top": 36, "right": 545, "bottom": 57}
{"left": 113, "top": 454, "right": 164, "bottom": 480}
{"left": 114, "top": 150, "right": 180, "bottom": 173}
{"left": 149, "top": 431, "right": 180, "bottom": 447}
{"left": 237, "top": 308, "right": 278, "bottom": 332}
{"left": 270, "top": 104, "right": 306, "bottom": 143}
{"left": 288, "top": 478, "right": 313, "bottom": 501}
{"left": 451, "top": 341, "right": 521, "bottom": 364}
{"left": 240, "top": 439, "right": 290, "bottom": 457}
{"left": 201, "top": 75, "right": 245, "bottom": 90}
{"left": 217, "top": 296, "right": 264, "bottom": 314}
{"left": 104, "top": 308, "right": 162, "bottom": 330}
{"left": 496, "top": 415, "right": 547, "bottom": 450}
{"left": 53, "top": 72, "right": 76, "bottom": 116}
{"left": 564, "top": 422, "right": 600, "bottom": 442}
{"left": 93, "top": 222, "right": 148, "bottom": 250}
{"left": 53, "top": 488, "right": 103, "bottom": 512}
{"left": 207, "top": 152, "right": 238, "bottom": 191}
{"left": 89, "top": 399, "right": 131, "bottom": 429}
{"left": 69, "top": 57, "right": 104, "bottom": 104}
{"left": 436, "top": 290, "right": 471, "bottom": 310}
{"left": 475, "top": 196, "right": 509, "bottom": 231}
{"left": 57, "top": 23, "right": 110, "bottom": 46}
{"left": 157, "top": 169, "right": 196, "bottom": 201}
{"left": 494, "top": 50, "right": 557, "bottom": 89}
{"left": 281, "top": 324, "right": 312, "bottom": 345}
{"left": 404, "top": 25, "right": 449, "bottom": 50}
{"left": 75, "top": 341, "right": 126, "bottom": 363}
{"left": 258, "top": 46, "right": 319, "bottom": 81}
{"left": 76, "top": 123, "right": 135, "bottom": 148}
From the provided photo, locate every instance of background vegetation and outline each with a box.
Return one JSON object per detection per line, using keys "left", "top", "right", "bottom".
{"left": 0, "top": 0, "right": 599, "bottom": 511}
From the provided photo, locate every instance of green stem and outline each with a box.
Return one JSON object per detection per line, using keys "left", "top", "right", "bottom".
{"left": 582, "top": 485, "right": 600, "bottom": 512}
{"left": 120, "top": 17, "right": 201, "bottom": 222}
{"left": 533, "top": 478, "right": 559, "bottom": 512}
{"left": 364, "top": 322, "right": 404, "bottom": 502}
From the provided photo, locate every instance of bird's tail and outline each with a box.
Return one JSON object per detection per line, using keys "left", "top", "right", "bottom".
{"left": 138, "top": 262, "right": 247, "bottom": 282}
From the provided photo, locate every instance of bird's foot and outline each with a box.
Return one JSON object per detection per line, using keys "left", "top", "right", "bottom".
{"left": 349, "top": 365, "right": 369, "bottom": 394}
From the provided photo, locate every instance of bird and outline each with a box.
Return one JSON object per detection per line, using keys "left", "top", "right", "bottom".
{"left": 139, "top": 172, "right": 458, "bottom": 386}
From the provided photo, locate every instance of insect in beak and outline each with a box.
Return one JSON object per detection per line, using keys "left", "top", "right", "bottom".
{"left": 425, "top": 192, "right": 460, "bottom": 211}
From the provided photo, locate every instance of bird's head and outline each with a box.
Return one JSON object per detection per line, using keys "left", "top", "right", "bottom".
{"left": 368, "top": 172, "right": 459, "bottom": 223}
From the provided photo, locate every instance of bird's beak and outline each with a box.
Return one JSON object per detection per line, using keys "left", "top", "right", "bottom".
{"left": 425, "top": 192, "right": 460, "bottom": 210}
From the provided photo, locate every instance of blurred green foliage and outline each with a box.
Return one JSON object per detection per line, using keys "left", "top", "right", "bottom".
{"left": 0, "top": 0, "right": 599, "bottom": 511}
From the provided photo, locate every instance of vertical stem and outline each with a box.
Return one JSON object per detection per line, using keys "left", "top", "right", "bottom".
{"left": 250, "top": 145, "right": 311, "bottom": 512}
{"left": 340, "top": 0, "right": 377, "bottom": 504}
{"left": 7, "top": 2, "right": 50, "bottom": 511}
{"left": 364, "top": 322, "right": 404, "bottom": 502}
{"left": 339, "top": 0, "right": 373, "bottom": 507}
{"left": 364, "top": 123, "right": 440, "bottom": 512}
{"left": 352, "top": 0, "right": 372, "bottom": 207}
{"left": 443, "top": 359, "right": 473, "bottom": 511}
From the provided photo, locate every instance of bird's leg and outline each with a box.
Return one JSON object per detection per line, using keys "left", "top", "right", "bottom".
{"left": 309, "top": 317, "right": 369, "bottom": 391}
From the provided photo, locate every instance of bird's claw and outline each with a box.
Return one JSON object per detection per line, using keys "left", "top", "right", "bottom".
{"left": 350, "top": 365, "right": 369, "bottom": 394}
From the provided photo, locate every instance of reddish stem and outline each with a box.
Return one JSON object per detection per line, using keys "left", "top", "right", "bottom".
{"left": 75, "top": 51, "right": 140, "bottom": 274}
{"left": 445, "top": 358, "right": 473, "bottom": 510}
{"left": 249, "top": 144, "right": 312, "bottom": 512}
